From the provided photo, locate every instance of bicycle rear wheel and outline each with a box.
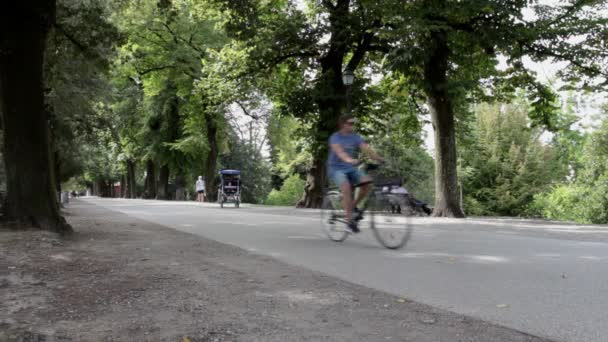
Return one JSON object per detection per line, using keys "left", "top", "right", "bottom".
{"left": 367, "top": 192, "right": 412, "bottom": 249}
{"left": 320, "top": 192, "right": 349, "bottom": 242}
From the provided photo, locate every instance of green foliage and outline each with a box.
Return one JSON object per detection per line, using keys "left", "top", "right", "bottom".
{"left": 378, "top": 0, "right": 607, "bottom": 215}
{"left": 382, "top": 0, "right": 607, "bottom": 107}
{"left": 218, "top": 0, "right": 394, "bottom": 161}
{"left": 531, "top": 179, "right": 608, "bottom": 225}
{"left": 61, "top": 177, "right": 87, "bottom": 193}
{"left": 265, "top": 174, "right": 305, "bottom": 206}
{"left": 379, "top": 144, "right": 435, "bottom": 204}
{"left": 529, "top": 185, "right": 589, "bottom": 223}
{"left": 461, "top": 101, "right": 566, "bottom": 216}
{"left": 267, "top": 112, "right": 311, "bottom": 178}
{"left": 219, "top": 132, "right": 272, "bottom": 204}
{"left": 41, "top": 0, "right": 608, "bottom": 219}
{"left": 45, "top": 0, "right": 119, "bottom": 184}
{"left": 359, "top": 74, "right": 435, "bottom": 203}
{"left": 111, "top": 0, "right": 227, "bottom": 171}
{"left": 532, "top": 106, "right": 608, "bottom": 224}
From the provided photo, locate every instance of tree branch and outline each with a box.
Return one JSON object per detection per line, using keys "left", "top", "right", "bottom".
{"left": 408, "top": 91, "right": 426, "bottom": 116}
{"left": 545, "top": 0, "right": 588, "bottom": 27}
{"left": 134, "top": 32, "right": 168, "bottom": 50}
{"left": 235, "top": 100, "right": 260, "bottom": 120}
{"left": 135, "top": 64, "right": 176, "bottom": 76}
{"left": 269, "top": 51, "right": 319, "bottom": 67}
{"left": 147, "top": 28, "right": 171, "bottom": 45}
{"left": 54, "top": 23, "right": 88, "bottom": 52}
{"left": 345, "top": 31, "right": 373, "bottom": 72}
{"left": 257, "top": 133, "right": 268, "bottom": 155}
{"left": 321, "top": 0, "right": 336, "bottom": 10}
{"left": 526, "top": 43, "right": 607, "bottom": 78}
{"left": 367, "top": 44, "right": 390, "bottom": 53}
{"left": 162, "top": 22, "right": 205, "bottom": 55}
{"left": 229, "top": 115, "right": 246, "bottom": 141}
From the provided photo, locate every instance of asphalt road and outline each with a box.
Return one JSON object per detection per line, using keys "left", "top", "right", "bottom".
{"left": 81, "top": 197, "right": 608, "bottom": 342}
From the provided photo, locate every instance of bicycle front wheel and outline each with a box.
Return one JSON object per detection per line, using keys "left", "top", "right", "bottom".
{"left": 320, "top": 192, "right": 349, "bottom": 242}
{"left": 367, "top": 193, "right": 412, "bottom": 249}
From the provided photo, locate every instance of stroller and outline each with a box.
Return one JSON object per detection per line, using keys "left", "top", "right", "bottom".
{"left": 218, "top": 169, "right": 241, "bottom": 208}
{"left": 376, "top": 175, "right": 432, "bottom": 216}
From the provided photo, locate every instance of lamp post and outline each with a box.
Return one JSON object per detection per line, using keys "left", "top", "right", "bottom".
{"left": 342, "top": 69, "right": 355, "bottom": 114}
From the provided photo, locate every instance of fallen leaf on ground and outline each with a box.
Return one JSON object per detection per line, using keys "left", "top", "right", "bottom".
{"left": 496, "top": 304, "right": 509, "bottom": 309}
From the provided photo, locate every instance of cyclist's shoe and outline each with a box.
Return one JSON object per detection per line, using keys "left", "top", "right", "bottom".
{"left": 353, "top": 207, "right": 364, "bottom": 222}
{"left": 347, "top": 220, "right": 361, "bottom": 233}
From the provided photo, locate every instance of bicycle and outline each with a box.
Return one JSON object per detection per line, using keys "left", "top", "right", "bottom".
{"left": 320, "top": 164, "right": 412, "bottom": 249}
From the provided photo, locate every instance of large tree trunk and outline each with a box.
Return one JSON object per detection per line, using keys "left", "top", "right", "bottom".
{"left": 93, "top": 180, "right": 101, "bottom": 196}
{"left": 204, "top": 110, "right": 218, "bottom": 202}
{"left": 423, "top": 31, "right": 465, "bottom": 218}
{"left": 298, "top": 67, "right": 344, "bottom": 208}
{"left": 0, "top": 0, "right": 71, "bottom": 233}
{"left": 125, "top": 159, "right": 136, "bottom": 199}
{"left": 156, "top": 164, "right": 170, "bottom": 200}
{"left": 174, "top": 172, "right": 185, "bottom": 201}
{"left": 156, "top": 90, "right": 180, "bottom": 201}
{"left": 297, "top": 158, "right": 328, "bottom": 208}
{"left": 143, "top": 159, "right": 156, "bottom": 199}
{"left": 53, "top": 150, "right": 61, "bottom": 194}
{"left": 298, "top": 0, "right": 358, "bottom": 208}
{"left": 120, "top": 174, "right": 126, "bottom": 198}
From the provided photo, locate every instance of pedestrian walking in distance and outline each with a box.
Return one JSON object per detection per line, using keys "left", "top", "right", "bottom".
{"left": 195, "top": 176, "right": 206, "bottom": 202}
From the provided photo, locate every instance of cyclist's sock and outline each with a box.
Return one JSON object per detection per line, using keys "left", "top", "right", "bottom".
{"left": 353, "top": 207, "right": 363, "bottom": 221}
{"left": 348, "top": 220, "right": 360, "bottom": 233}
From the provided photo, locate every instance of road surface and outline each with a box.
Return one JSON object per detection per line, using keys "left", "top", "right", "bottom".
{"left": 80, "top": 198, "right": 608, "bottom": 342}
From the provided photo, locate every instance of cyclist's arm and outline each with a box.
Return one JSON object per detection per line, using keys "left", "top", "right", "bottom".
{"left": 330, "top": 144, "right": 358, "bottom": 165}
{"left": 360, "top": 143, "right": 383, "bottom": 162}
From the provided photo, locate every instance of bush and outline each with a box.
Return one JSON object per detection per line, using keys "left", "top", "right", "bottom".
{"left": 460, "top": 102, "right": 566, "bottom": 217}
{"left": 530, "top": 180, "right": 608, "bottom": 224}
{"left": 265, "top": 174, "right": 305, "bottom": 206}
{"left": 463, "top": 196, "right": 487, "bottom": 216}
{"left": 529, "top": 185, "right": 587, "bottom": 222}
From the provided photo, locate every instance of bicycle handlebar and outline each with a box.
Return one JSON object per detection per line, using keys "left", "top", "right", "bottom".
{"left": 361, "top": 162, "right": 383, "bottom": 171}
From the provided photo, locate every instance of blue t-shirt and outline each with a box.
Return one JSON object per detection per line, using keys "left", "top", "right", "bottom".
{"left": 327, "top": 132, "right": 365, "bottom": 170}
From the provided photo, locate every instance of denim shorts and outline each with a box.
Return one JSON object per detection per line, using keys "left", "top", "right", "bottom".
{"left": 328, "top": 167, "right": 365, "bottom": 187}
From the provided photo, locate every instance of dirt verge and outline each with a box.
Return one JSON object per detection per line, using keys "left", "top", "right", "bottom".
{"left": 0, "top": 200, "right": 553, "bottom": 341}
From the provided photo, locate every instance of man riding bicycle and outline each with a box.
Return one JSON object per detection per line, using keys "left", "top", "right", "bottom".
{"left": 328, "top": 114, "right": 384, "bottom": 233}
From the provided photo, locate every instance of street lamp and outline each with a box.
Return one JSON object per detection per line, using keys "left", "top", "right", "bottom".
{"left": 342, "top": 69, "right": 355, "bottom": 113}
{"left": 342, "top": 69, "right": 355, "bottom": 86}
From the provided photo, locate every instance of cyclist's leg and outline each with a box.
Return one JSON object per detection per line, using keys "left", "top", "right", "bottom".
{"left": 354, "top": 183, "right": 371, "bottom": 211}
{"left": 340, "top": 182, "right": 353, "bottom": 222}
{"left": 352, "top": 169, "right": 372, "bottom": 208}
{"left": 329, "top": 168, "right": 354, "bottom": 222}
